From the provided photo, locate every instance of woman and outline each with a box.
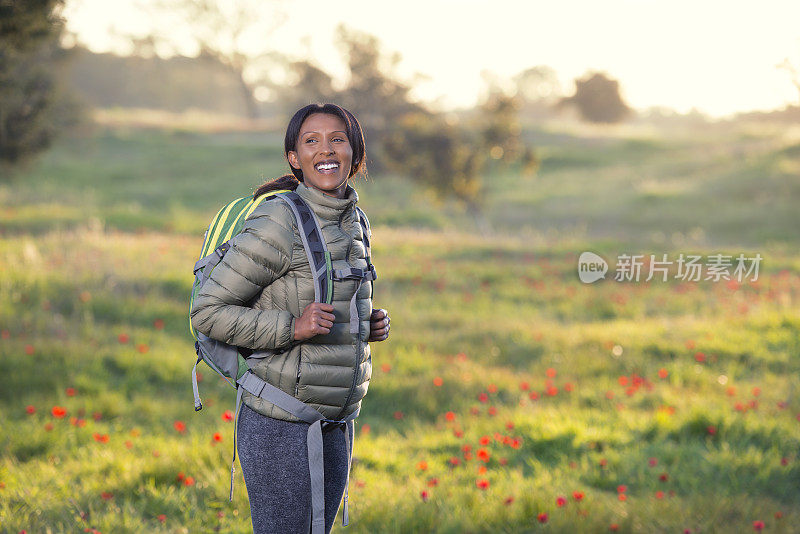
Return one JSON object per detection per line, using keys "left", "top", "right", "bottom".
{"left": 190, "top": 103, "right": 390, "bottom": 533}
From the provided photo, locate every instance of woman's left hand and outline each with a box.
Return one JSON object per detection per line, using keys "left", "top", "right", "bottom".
{"left": 368, "top": 308, "right": 390, "bottom": 342}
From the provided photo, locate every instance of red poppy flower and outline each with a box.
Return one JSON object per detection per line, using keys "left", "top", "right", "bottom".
{"left": 529, "top": 391, "right": 539, "bottom": 400}
{"left": 420, "top": 490, "right": 429, "bottom": 502}
{"left": 617, "top": 485, "right": 627, "bottom": 493}
{"left": 505, "top": 421, "right": 514, "bottom": 430}
{"left": 546, "top": 368, "right": 556, "bottom": 378}
{"left": 93, "top": 412, "right": 102, "bottom": 421}
{"left": 564, "top": 382, "right": 574, "bottom": 392}
{"left": 537, "top": 512, "right": 548, "bottom": 523}
{"left": 781, "top": 457, "right": 789, "bottom": 466}
{"left": 173, "top": 420, "right": 186, "bottom": 433}
{"left": 519, "top": 381, "right": 529, "bottom": 391}
{"left": 445, "top": 411, "right": 456, "bottom": 422}
{"left": 477, "top": 449, "right": 490, "bottom": 462}
{"left": 556, "top": 496, "right": 566, "bottom": 507}
{"left": 572, "top": 491, "right": 584, "bottom": 501}
{"left": 753, "top": 521, "right": 765, "bottom": 531}
{"left": 658, "top": 368, "right": 668, "bottom": 379}
{"left": 101, "top": 491, "right": 113, "bottom": 500}
{"left": 510, "top": 438, "right": 522, "bottom": 449}
{"left": 694, "top": 352, "right": 705, "bottom": 362}
{"left": 222, "top": 410, "right": 234, "bottom": 422}
{"left": 499, "top": 457, "right": 508, "bottom": 465}
{"left": 546, "top": 386, "right": 558, "bottom": 396}
{"left": 381, "top": 363, "right": 391, "bottom": 373}
{"left": 66, "top": 387, "right": 76, "bottom": 397}
{"left": 125, "top": 440, "right": 133, "bottom": 449}
{"left": 118, "top": 333, "right": 129, "bottom": 344}
{"left": 610, "top": 524, "right": 619, "bottom": 531}
{"left": 470, "top": 406, "right": 480, "bottom": 415}
{"left": 25, "top": 344, "right": 35, "bottom": 355}
{"left": 648, "top": 457, "right": 658, "bottom": 467}
{"left": 393, "top": 411, "right": 404, "bottom": 420}
{"left": 176, "top": 472, "right": 185, "bottom": 481}
{"left": 183, "top": 476, "right": 195, "bottom": 486}
{"left": 153, "top": 318, "right": 165, "bottom": 330}
{"left": 157, "top": 514, "right": 166, "bottom": 523}
{"left": 707, "top": 426, "right": 717, "bottom": 435}
{"left": 427, "top": 477, "right": 438, "bottom": 487}
{"left": 213, "top": 432, "right": 223, "bottom": 442}
{"left": 462, "top": 444, "right": 472, "bottom": 452}
{"left": 504, "top": 496, "right": 514, "bottom": 505}
{"left": 94, "top": 433, "right": 109, "bottom": 443}
{"left": 433, "top": 376, "right": 443, "bottom": 387}
{"left": 453, "top": 429, "right": 463, "bottom": 438}
{"left": 417, "top": 461, "right": 428, "bottom": 471}
{"left": 487, "top": 383, "right": 497, "bottom": 393}
{"left": 51, "top": 406, "right": 67, "bottom": 418}
{"left": 25, "top": 405, "right": 35, "bottom": 415}
{"left": 44, "top": 422, "right": 54, "bottom": 431}
{"left": 449, "top": 457, "right": 460, "bottom": 466}
{"left": 478, "top": 393, "right": 488, "bottom": 403}
{"left": 479, "top": 435, "right": 490, "bottom": 445}
{"left": 655, "top": 491, "right": 664, "bottom": 499}
{"left": 618, "top": 376, "right": 629, "bottom": 386}
{"left": 599, "top": 458, "right": 608, "bottom": 467}
{"left": 477, "top": 465, "right": 487, "bottom": 475}
{"left": 361, "top": 424, "right": 371, "bottom": 435}
{"left": 137, "top": 344, "right": 149, "bottom": 354}
{"left": 476, "top": 479, "right": 489, "bottom": 490}
{"left": 659, "top": 473, "right": 669, "bottom": 482}
{"left": 487, "top": 406, "right": 497, "bottom": 416}
{"left": 618, "top": 494, "right": 627, "bottom": 501}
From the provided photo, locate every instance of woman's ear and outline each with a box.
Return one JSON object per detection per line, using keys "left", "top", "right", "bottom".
{"left": 287, "top": 151, "right": 300, "bottom": 169}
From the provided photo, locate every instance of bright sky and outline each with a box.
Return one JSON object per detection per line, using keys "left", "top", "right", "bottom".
{"left": 64, "top": 0, "right": 800, "bottom": 118}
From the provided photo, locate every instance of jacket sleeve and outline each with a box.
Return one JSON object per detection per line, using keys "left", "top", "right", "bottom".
{"left": 190, "top": 201, "right": 296, "bottom": 350}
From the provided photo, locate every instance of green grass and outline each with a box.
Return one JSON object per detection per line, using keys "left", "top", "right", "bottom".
{"left": 1, "top": 117, "right": 799, "bottom": 533}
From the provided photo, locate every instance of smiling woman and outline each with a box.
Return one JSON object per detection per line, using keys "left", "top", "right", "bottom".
{"left": 190, "top": 103, "right": 389, "bottom": 534}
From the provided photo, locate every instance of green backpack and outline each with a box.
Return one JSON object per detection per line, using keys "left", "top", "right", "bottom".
{"left": 188, "top": 188, "right": 376, "bottom": 533}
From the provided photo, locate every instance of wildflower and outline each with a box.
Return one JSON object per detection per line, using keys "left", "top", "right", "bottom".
{"left": 564, "top": 382, "right": 574, "bottom": 392}
{"left": 477, "top": 466, "right": 487, "bottom": 474}
{"left": 537, "top": 512, "right": 548, "bottom": 523}
{"left": 470, "top": 406, "right": 480, "bottom": 415}
{"left": 478, "top": 393, "right": 488, "bottom": 403}
{"left": 222, "top": 410, "right": 234, "bottom": 422}
{"left": 417, "top": 461, "right": 428, "bottom": 471}
{"left": 125, "top": 441, "right": 133, "bottom": 449}
{"left": 572, "top": 491, "right": 584, "bottom": 502}
{"left": 66, "top": 387, "right": 76, "bottom": 397}
{"left": 118, "top": 333, "right": 129, "bottom": 344}
{"left": 477, "top": 449, "right": 490, "bottom": 462}
{"left": 25, "top": 405, "right": 35, "bottom": 415}
{"left": 153, "top": 319, "right": 165, "bottom": 330}
{"left": 659, "top": 473, "right": 669, "bottom": 482}
{"left": 707, "top": 425, "right": 717, "bottom": 435}
{"left": 213, "top": 432, "right": 223, "bottom": 443}
{"left": 157, "top": 515, "right": 166, "bottom": 523}
{"left": 519, "top": 381, "right": 529, "bottom": 391}
{"left": 173, "top": 421, "right": 186, "bottom": 433}
{"left": 618, "top": 376, "right": 629, "bottom": 386}
{"left": 505, "top": 421, "right": 514, "bottom": 430}
{"left": 648, "top": 457, "right": 658, "bottom": 467}
{"left": 753, "top": 521, "right": 765, "bottom": 531}
{"left": 176, "top": 472, "right": 185, "bottom": 482}
{"left": 504, "top": 496, "right": 514, "bottom": 505}
{"left": 656, "top": 491, "right": 664, "bottom": 499}
{"left": 184, "top": 476, "right": 195, "bottom": 486}
{"left": 381, "top": 363, "right": 391, "bottom": 373}
{"left": 361, "top": 424, "right": 370, "bottom": 435}
{"left": 25, "top": 344, "right": 35, "bottom": 355}
{"left": 433, "top": 377, "right": 443, "bottom": 387}
{"left": 453, "top": 429, "right": 463, "bottom": 438}
{"left": 420, "top": 490, "right": 429, "bottom": 502}
{"left": 393, "top": 411, "right": 404, "bottom": 420}
{"left": 479, "top": 435, "right": 491, "bottom": 445}
{"left": 100, "top": 492, "right": 113, "bottom": 500}
{"left": 556, "top": 496, "right": 567, "bottom": 507}
{"left": 618, "top": 494, "right": 627, "bottom": 501}
{"left": 445, "top": 411, "right": 456, "bottom": 422}
{"left": 529, "top": 391, "right": 539, "bottom": 400}
{"left": 546, "top": 386, "right": 558, "bottom": 396}
{"left": 487, "top": 383, "right": 497, "bottom": 393}
{"left": 476, "top": 479, "right": 489, "bottom": 490}
{"left": 546, "top": 368, "right": 556, "bottom": 378}
{"left": 427, "top": 477, "right": 438, "bottom": 487}
{"left": 44, "top": 422, "right": 54, "bottom": 431}
{"left": 449, "top": 456, "right": 460, "bottom": 466}
{"left": 658, "top": 368, "right": 668, "bottom": 379}
{"left": 487, "top": 406, "right": 497, "bottom": 416}
{"left": 93, "top": 433, "right": 109, "bottom": 443}
{"left": 617, "top": 485, "right": 627, "bottom": 493}
{"left": 499, "top": 457, "right": 508, "bottom": 466}
{"left": 609, "top": 524, "right": 619, "bottom": 531}
{"left": 137, "top": 344, "right": 149, "bottom": 354}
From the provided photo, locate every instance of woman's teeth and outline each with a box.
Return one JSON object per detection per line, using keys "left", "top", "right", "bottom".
{"left": 316, "top": 162, "right": 339, "bottom": 171}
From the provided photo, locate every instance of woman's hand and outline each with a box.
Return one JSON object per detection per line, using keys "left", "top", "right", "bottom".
{"left": 368, "top": 308, "right": 390, "bottom": 342}
{"left": 294, "top": 302, "right": 335, "bottom": 341}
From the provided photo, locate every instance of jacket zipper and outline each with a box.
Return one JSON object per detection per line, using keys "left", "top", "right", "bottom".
{"left": 295, "top": 349, "right": 302, "bottom": 396}
{"left": 334, "top": 207, "right": 360, "bottom": 420}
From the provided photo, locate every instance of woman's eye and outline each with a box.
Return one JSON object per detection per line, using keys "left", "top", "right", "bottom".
{"left": 305, "top": 138, "right": 316, "bottom": 143}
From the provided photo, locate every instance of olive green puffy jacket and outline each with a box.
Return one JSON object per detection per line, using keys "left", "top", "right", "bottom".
{"left": 190, "top": 182, "right": 373, "bottom": 422}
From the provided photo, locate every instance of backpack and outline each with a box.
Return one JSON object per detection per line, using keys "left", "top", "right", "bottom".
{"left": 188, "top": 188, "right": 376, "bottom": 533}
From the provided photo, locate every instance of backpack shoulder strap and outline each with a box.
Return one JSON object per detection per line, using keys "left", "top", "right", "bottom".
{"left": 275, "top": 191, "right": 332, "bottom": 305}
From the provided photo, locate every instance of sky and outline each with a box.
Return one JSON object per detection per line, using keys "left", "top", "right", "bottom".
{"left": 63, "top": 0, "right": 800, "bottom": 118}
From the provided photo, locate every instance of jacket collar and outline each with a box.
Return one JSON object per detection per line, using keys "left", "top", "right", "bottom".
{"left": 294, "top": 181, "right": 358, "bottom": 221}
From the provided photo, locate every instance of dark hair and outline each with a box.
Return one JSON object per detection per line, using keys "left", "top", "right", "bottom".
{"left": 254, "top": 103, "right": 367, "bottom": 199}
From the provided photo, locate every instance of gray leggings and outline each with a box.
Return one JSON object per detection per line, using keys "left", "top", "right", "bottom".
{"left": 237, "top": 402, "right": 351, "bottom": 534}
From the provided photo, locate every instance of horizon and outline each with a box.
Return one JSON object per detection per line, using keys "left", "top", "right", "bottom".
{"left": 63, "top": 0, "right": 800, "bottom": 118}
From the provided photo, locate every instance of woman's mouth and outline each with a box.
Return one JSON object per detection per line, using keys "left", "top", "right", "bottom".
{"left": 314, "top": 161, "right": 340, "bottom": 174}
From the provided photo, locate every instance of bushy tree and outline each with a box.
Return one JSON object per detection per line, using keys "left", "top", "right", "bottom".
{"left": 560, "top": 71, "right": 631, "bottom": 123}
{"left": 0, "top": 0, "right": 78, "bottom": 173}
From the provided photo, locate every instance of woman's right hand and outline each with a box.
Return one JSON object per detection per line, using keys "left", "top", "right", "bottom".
{"left": 293, "top": 302, "right": 335, "bottom": 341}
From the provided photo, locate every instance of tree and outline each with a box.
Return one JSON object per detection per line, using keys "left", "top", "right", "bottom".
{"left": 559, "top": 71, "right": 631, "bottom": 123}
{"left": 0, "top": 0, "right": 79, "bottom": 173}
{"left": 139, "top": 0, "right": 287, "bottom": 119}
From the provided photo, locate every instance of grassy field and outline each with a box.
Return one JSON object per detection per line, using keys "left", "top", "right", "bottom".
{"left": 1, "top": 115, "right": 799, "bottom": 533}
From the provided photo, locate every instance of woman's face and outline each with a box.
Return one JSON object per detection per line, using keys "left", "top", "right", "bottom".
{"left": 287, "top": 113, "right": 353, "bottom": 198}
